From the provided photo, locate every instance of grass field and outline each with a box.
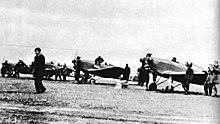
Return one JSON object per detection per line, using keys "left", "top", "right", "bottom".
{"left": 0, "top": 76, "right": 219, "bottom": 124}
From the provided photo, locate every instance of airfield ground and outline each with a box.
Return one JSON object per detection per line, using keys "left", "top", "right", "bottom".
{"left": 0, "top": 76, "right": 219, "bottom": 124}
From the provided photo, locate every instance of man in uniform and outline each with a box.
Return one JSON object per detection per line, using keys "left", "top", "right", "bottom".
{"left": 55, "top": 63, "right": 62, "bottom": 81}
{"left": 212, "top": 61, "right": 219, "bottom": 97}
{"left": 182, "top": 62, "right": 194, "bottom": 95}
{"left": 123, "top": 64, "right": 131, "bottom": 82}
{"left": 171, "top": 57, "right": 179, "bottom": 63}
{"left": 204, "top": 66, "right": 214, "bottom": 96}
{"left": 1, "top": 60, "right": 8, "bottom": 77}
{"left": 32, "top": 47, "right": 46, "bottom": 93}
{"left": 72, "top": 56, "right": 82, "bottom": 83}
{"left": 62, "top": 63, "right": 68, "bottom": 81}
{"left": 95, "top": 56, "right": 104, "bottom": 66}
{"left": 139, "top": 53, "right": 156, "bottom": 90}
{"left": 137, "top": 67, "right": 150, "bottom": 89}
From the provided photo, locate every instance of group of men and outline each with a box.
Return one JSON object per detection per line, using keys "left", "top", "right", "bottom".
{"left": 53, "top": 63, "right": 69, "bottom": 81}
{"left": 137, "top": 53, "right": 157, "bottom": 90}
{"left": 204, "top": 61, "right": 219, "bottom": 97}
{"left": 182, "top": 61, "right": 219, "bottom": 96}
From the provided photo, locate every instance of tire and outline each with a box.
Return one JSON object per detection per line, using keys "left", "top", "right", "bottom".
{"left": 149, "top": 83, "right": 157, "bottom": 91}
{"left": 89, "top": 78, "right": 96, "bottom": 85}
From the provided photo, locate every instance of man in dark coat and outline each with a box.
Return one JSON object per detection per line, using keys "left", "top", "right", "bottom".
{"left": 72, "top": 56, "right": 82, "bottom": 83}
{"left": 212, "top": 61, "right": 219, "bottom": 97}
{"left": 1, "top": 60, "right": 8, "bottom": 77}
{"left": 32, "top": 47, "right": 46, "bottom": 93}
{"left": 123, "top": 64, "right": 131, "bottom": 82}
{"left": 204, "top": 66, "right": 214, "bottom": 96}
{"left": 95, "top": 56, "right": 104, "bottom": 66}
{"left": 182, "top": 62, "right": 194, "bottom": 95}
{"left": 62, "top": 63, "right": 68, "bottom": 81}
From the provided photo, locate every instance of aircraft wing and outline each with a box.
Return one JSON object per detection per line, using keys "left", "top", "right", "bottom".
{"left": 85, "top": 66, "right": 125, "bottom": 79}
{"left": 154, "top": 70, "right": 207, "bottom": 86}
{"left": 161, "top": 70, "right": 205, "bottom": 75}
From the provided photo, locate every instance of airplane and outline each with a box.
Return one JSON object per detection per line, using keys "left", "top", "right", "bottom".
{"left": 1, "top": 60, "right": 17, "bottom": 77}
{"left": 141, "top": 56, "right": 208, "bottom": 92}
{"left": 74, "top": 59, "right": 126, "bottom": 84}
{"left": 2, "top": 60, "right": 74, "bottom": 80}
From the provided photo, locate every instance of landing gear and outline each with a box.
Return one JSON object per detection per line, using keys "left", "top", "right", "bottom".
{"left": 165, "top": 85, "right": 174, "bottom": 93}
{"left": 89, "top": 78, "right": 96, "bottom": 84}
{"left": 148, "top": 76, "right": 180, "bottom": 93}
{"left": 149, "top": 83, "right": 157, "bottom": 91}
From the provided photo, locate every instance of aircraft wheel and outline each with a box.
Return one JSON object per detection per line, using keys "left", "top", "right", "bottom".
{"left": 149, "top": 83, "right": 157, "bottom": 91}
{"left": 89, "top": 78, "right": 96, "bottom": 85}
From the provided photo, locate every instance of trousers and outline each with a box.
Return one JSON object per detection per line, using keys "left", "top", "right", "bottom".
{"left": 34, "top": 76, "right": 46, "bottom": 93}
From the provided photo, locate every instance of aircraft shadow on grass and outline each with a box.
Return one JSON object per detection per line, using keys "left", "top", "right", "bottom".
{"left": 156, "top": 89, "right": 220, "bottom": 97}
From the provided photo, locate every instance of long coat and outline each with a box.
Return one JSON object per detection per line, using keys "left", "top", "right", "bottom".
{"left": 32, "top": 54, "right": 45, "bottom": 78}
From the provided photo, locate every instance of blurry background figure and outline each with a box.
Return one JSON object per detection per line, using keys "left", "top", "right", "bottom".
{"left": 137, "top": 67, "right": 150, "bottom": 90}
{"left": 171, "top": 57, "right": 179, "bottom": 63}
{"left": 212, "top": 61, "right": 220, "bottom": 97}
{"left": 55, "top": 63, "right": 62, "bottom": 81}
{"left": 95, "top": 56, "right": 104, "bottom": 66}
{"left": 123, "top": 64, "right": 130, "bottom": 82}
{"left": 204, "top": 66, "right": 214, "bottom": 96}
{"left": 182, "top": 62, "right": 194, "bottom": 95}
{"left": 72, "top": 56, "right": 82, "bottom": 84}
{"left": 1, "top": 60, "right": 8, "bottom": 77}
{"left": 62, "top": 63, "right": 68, "bottom": 81}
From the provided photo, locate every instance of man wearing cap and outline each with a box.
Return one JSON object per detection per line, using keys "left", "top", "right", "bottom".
{"left": 182, "top": 62, "right": 194, "bottom": 95}
{"left": 32, "top": 47, "right": 46, "bottom": 93}
{"left": 72, "top": 56, "right": 82, "bottom": 83}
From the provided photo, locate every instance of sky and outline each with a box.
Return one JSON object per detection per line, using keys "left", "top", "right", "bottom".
{"left": 0, "top": 0, "right": 219, "bottom": 74}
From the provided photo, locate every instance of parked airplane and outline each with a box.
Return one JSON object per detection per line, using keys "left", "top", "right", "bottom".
{"left": 76, "top": 59, "right": 125, "bottom": 84}
{"left": 143, "top": 56, "right": 208, "bottom": 92}
{"left": 1, "top": 60, "right": 17, "bottom": 77}
{"left": 1, "top": 60, "right": 74, "bottom": 80}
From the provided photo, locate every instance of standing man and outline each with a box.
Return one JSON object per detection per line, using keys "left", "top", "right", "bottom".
{"left": 1, "top": 60, "right": 8, "bottom": 77}
{"left": 139, "top": 53, "right": 156, "bottom": 90}
{"left": 212, "top": 61, "right": 219, "bottom": 97}
{"left": 204, "top": 66, "right": 214, "bottom": 96}
{"left": 182, "top": 62, "right": 194, "bottom": 95}
{"left": 72, "top": 56, "right": 82, "bottom": 83}
{"left": 123, "top": 64, "right": 131, "bottom": 82}
{"left": 62, "top": 63, "right": 68, "bottom": 81}
{"left": 140, "top": 53, "right": 153, "bottom": 68}
{"left": 137, "top": 67, "right": 150, "bottom": 89}
{"left": 32, "top": 47, "right": 46, "bottom": 93}
{"left": 55, "top": 63, "right": 62, "bottom": 81}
